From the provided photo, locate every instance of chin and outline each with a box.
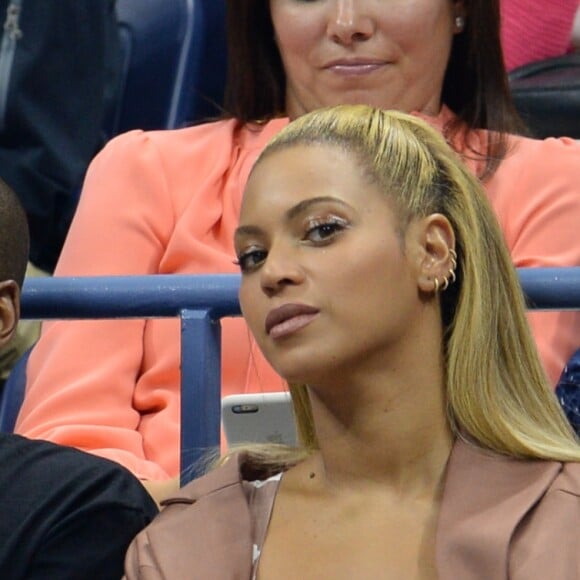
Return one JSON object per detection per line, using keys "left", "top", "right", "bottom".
{"left": 264, "top": 342, "right": 342, "bottom": 385}
{"left": 271, "top": 359, "right": 333, "bottom": 387}
{"left": 271, "top": 365, "right": 310, "bottom": 385}
{"left": 331, "top": 91, "right": 402, "bottom": 112}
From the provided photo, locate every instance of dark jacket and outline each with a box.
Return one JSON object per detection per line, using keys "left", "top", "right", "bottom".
{"left": 0, "top": 433, "right": 158, "bottom": 579}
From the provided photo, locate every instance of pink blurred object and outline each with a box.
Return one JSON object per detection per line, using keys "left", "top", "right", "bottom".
{"left": 501, "top": 0, "right": 580, "bottom": 71}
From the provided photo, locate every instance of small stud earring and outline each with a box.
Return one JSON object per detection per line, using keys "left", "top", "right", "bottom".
{"left": 455, "top": 16, "right": 465, "bottom": 31}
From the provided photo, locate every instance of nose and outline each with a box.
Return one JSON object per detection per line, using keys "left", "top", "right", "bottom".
{"left": 326, "top": 0, "right": 374, "bottom": 45}
{"left": 259, "top": 244, "right": 305, "bottom": 297}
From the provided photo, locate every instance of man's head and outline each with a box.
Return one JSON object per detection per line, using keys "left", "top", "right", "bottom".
{"left": 0, "top": 178, "right": 29, "bottom": 348}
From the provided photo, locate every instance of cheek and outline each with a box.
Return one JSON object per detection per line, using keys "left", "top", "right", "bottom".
{"left": 381, "top": 2, "right": 453, "bottom": 54}
{"left": 325, "top": 239, "right": 405, "bottom": 304}
{"left": 239, "top": 281, "right": 263, "bottom": 337}
{"left": 275, "top": 28, "right": 310, "bottom": 65}
{"left": 271, "top": 7, "right": 320, "bottom": 63}
{"left": 337, "top": 250, "right": 416, "bottom": 343}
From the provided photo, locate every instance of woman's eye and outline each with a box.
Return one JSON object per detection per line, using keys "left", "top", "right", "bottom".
{"left": 305, "top": 218, "right": 348, "bottom": 243}
{"left": 235, "top": 248, "right": 267, "bottom": 273}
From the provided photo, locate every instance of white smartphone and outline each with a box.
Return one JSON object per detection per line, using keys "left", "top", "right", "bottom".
{"left": 221, "top": 392, "right": 298, "bottom": 447}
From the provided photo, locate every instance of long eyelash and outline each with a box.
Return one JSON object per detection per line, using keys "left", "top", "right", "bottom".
{"left": 304, "top": 216, "right": 349, "bottom": 241}
{"left": 308, "top": 216, "right": 348, "bottom": 229}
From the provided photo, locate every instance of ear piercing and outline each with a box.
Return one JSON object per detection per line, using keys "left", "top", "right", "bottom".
{"left": 433, "top": 248, "right": 458, "bottom": 294}
{"left": 455, "top": 16, "right": 465, "bottom": 32}
{"left": 446, "top": 248, "right": 457, "bottom": 288}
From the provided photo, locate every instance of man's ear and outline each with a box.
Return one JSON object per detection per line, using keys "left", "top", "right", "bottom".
{"left": 413, "top": 214, "right": 456, "bottom": 293}
{"left": 0, "top": 280, "right": 20, "bottom": 349}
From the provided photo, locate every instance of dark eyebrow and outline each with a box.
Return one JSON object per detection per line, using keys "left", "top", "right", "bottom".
{"left": 234, "top": 224, "right": 263, "bottom": 240}
{"left": 235, "top": 196, "right": 350, "bottom": 240}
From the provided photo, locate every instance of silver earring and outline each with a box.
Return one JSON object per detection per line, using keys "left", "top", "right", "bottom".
{"left": 455, "top": 16, "right": 465, "bottom": 31}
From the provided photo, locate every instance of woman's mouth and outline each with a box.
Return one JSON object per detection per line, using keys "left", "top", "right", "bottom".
{"left": 265, "top": 303, "right": 320, "bottom": 339}
{"left": 323, "top": 58, "right": 389, "bottom": 77}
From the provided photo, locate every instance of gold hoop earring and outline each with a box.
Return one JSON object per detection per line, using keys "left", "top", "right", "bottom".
{"left": 446, "top": 248, "right": 458, "bottom": 289}
{"left": 433, "top": 277, "right": 440, "bottom": 293}
{"left": 441, "top": 276, "right": 450, "bottom": 291}
{"left": 449, "top": 248, "right": 457, "bottom": 269}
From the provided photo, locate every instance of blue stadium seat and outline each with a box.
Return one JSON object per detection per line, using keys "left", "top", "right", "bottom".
{"left": 192, "top": 0, "right": 227, "bottom": 121}
{"left": 510, "top": 54, "right": 580, "bottom": 139}
{"left": 106, "top": 0, "right": 226, "bottom": 136}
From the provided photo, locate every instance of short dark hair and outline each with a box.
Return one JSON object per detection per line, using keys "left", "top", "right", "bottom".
{"left": 0, "top": 178, "right": 29, "bottom": 288}
{"left": 224, "top": 0, "right": 526, "bottom": 177}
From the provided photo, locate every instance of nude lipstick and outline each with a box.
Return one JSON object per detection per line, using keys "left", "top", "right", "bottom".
{"left": 265, "top": 303, "right": 320, "bottom": 339}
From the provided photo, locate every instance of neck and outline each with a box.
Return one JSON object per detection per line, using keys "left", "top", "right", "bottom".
{"left": 305, "top": 355, "right": 453, "bottom": 498}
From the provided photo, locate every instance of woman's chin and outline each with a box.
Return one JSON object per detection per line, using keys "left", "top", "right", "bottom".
{"left": 272, "top": 361, "right": 334, "bottom": 389}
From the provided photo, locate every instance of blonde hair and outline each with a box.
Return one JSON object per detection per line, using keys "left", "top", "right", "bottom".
{"left": 230, "top": 105, "right": 580, "bottom": 471}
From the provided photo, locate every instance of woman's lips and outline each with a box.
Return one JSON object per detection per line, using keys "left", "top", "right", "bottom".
{"left": 265, "top": 303, "right": 320, "bottom": 339}
{"left": 324, "top": 59, "right": 388, "bottom": 76}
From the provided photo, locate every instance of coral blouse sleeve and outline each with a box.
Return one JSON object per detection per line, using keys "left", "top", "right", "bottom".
{"left": 15, "top": 130, "right": 183, "bottom": 480}
{"left": 488, "top": 136, "right": 580, "bottom": 386}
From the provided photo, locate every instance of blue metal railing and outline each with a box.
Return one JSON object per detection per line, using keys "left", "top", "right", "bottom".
{"left": 20, "top": 274, "right": 240, "bottom": 483}
{"left": 15, "top": 267, "right": 580, "bottom": 482}
{"left": 518, "top": 268, "right": 580, "bottom": 309}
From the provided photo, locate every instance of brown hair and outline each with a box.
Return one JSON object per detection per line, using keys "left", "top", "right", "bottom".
{"left": 224, "top": 0, "right": 526, "bottom": 177}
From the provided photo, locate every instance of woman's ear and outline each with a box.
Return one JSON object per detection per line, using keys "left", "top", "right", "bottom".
{"left": 413, "top": 214, "right": 456, "bottom": 293}
{"left": 0, "top": 280, "right": 20, "bottom": 349}
{"left": 453, "top": 1, "right": 467, "bottom": 33}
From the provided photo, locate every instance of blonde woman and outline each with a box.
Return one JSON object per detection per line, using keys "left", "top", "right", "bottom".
{"left": 124, "top": 105, "right": 580, "bottom": 579}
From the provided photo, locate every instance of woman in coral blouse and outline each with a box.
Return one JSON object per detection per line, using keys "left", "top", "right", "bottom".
{"left": 16, "top": 0, "right": 580, "bottom": 504}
